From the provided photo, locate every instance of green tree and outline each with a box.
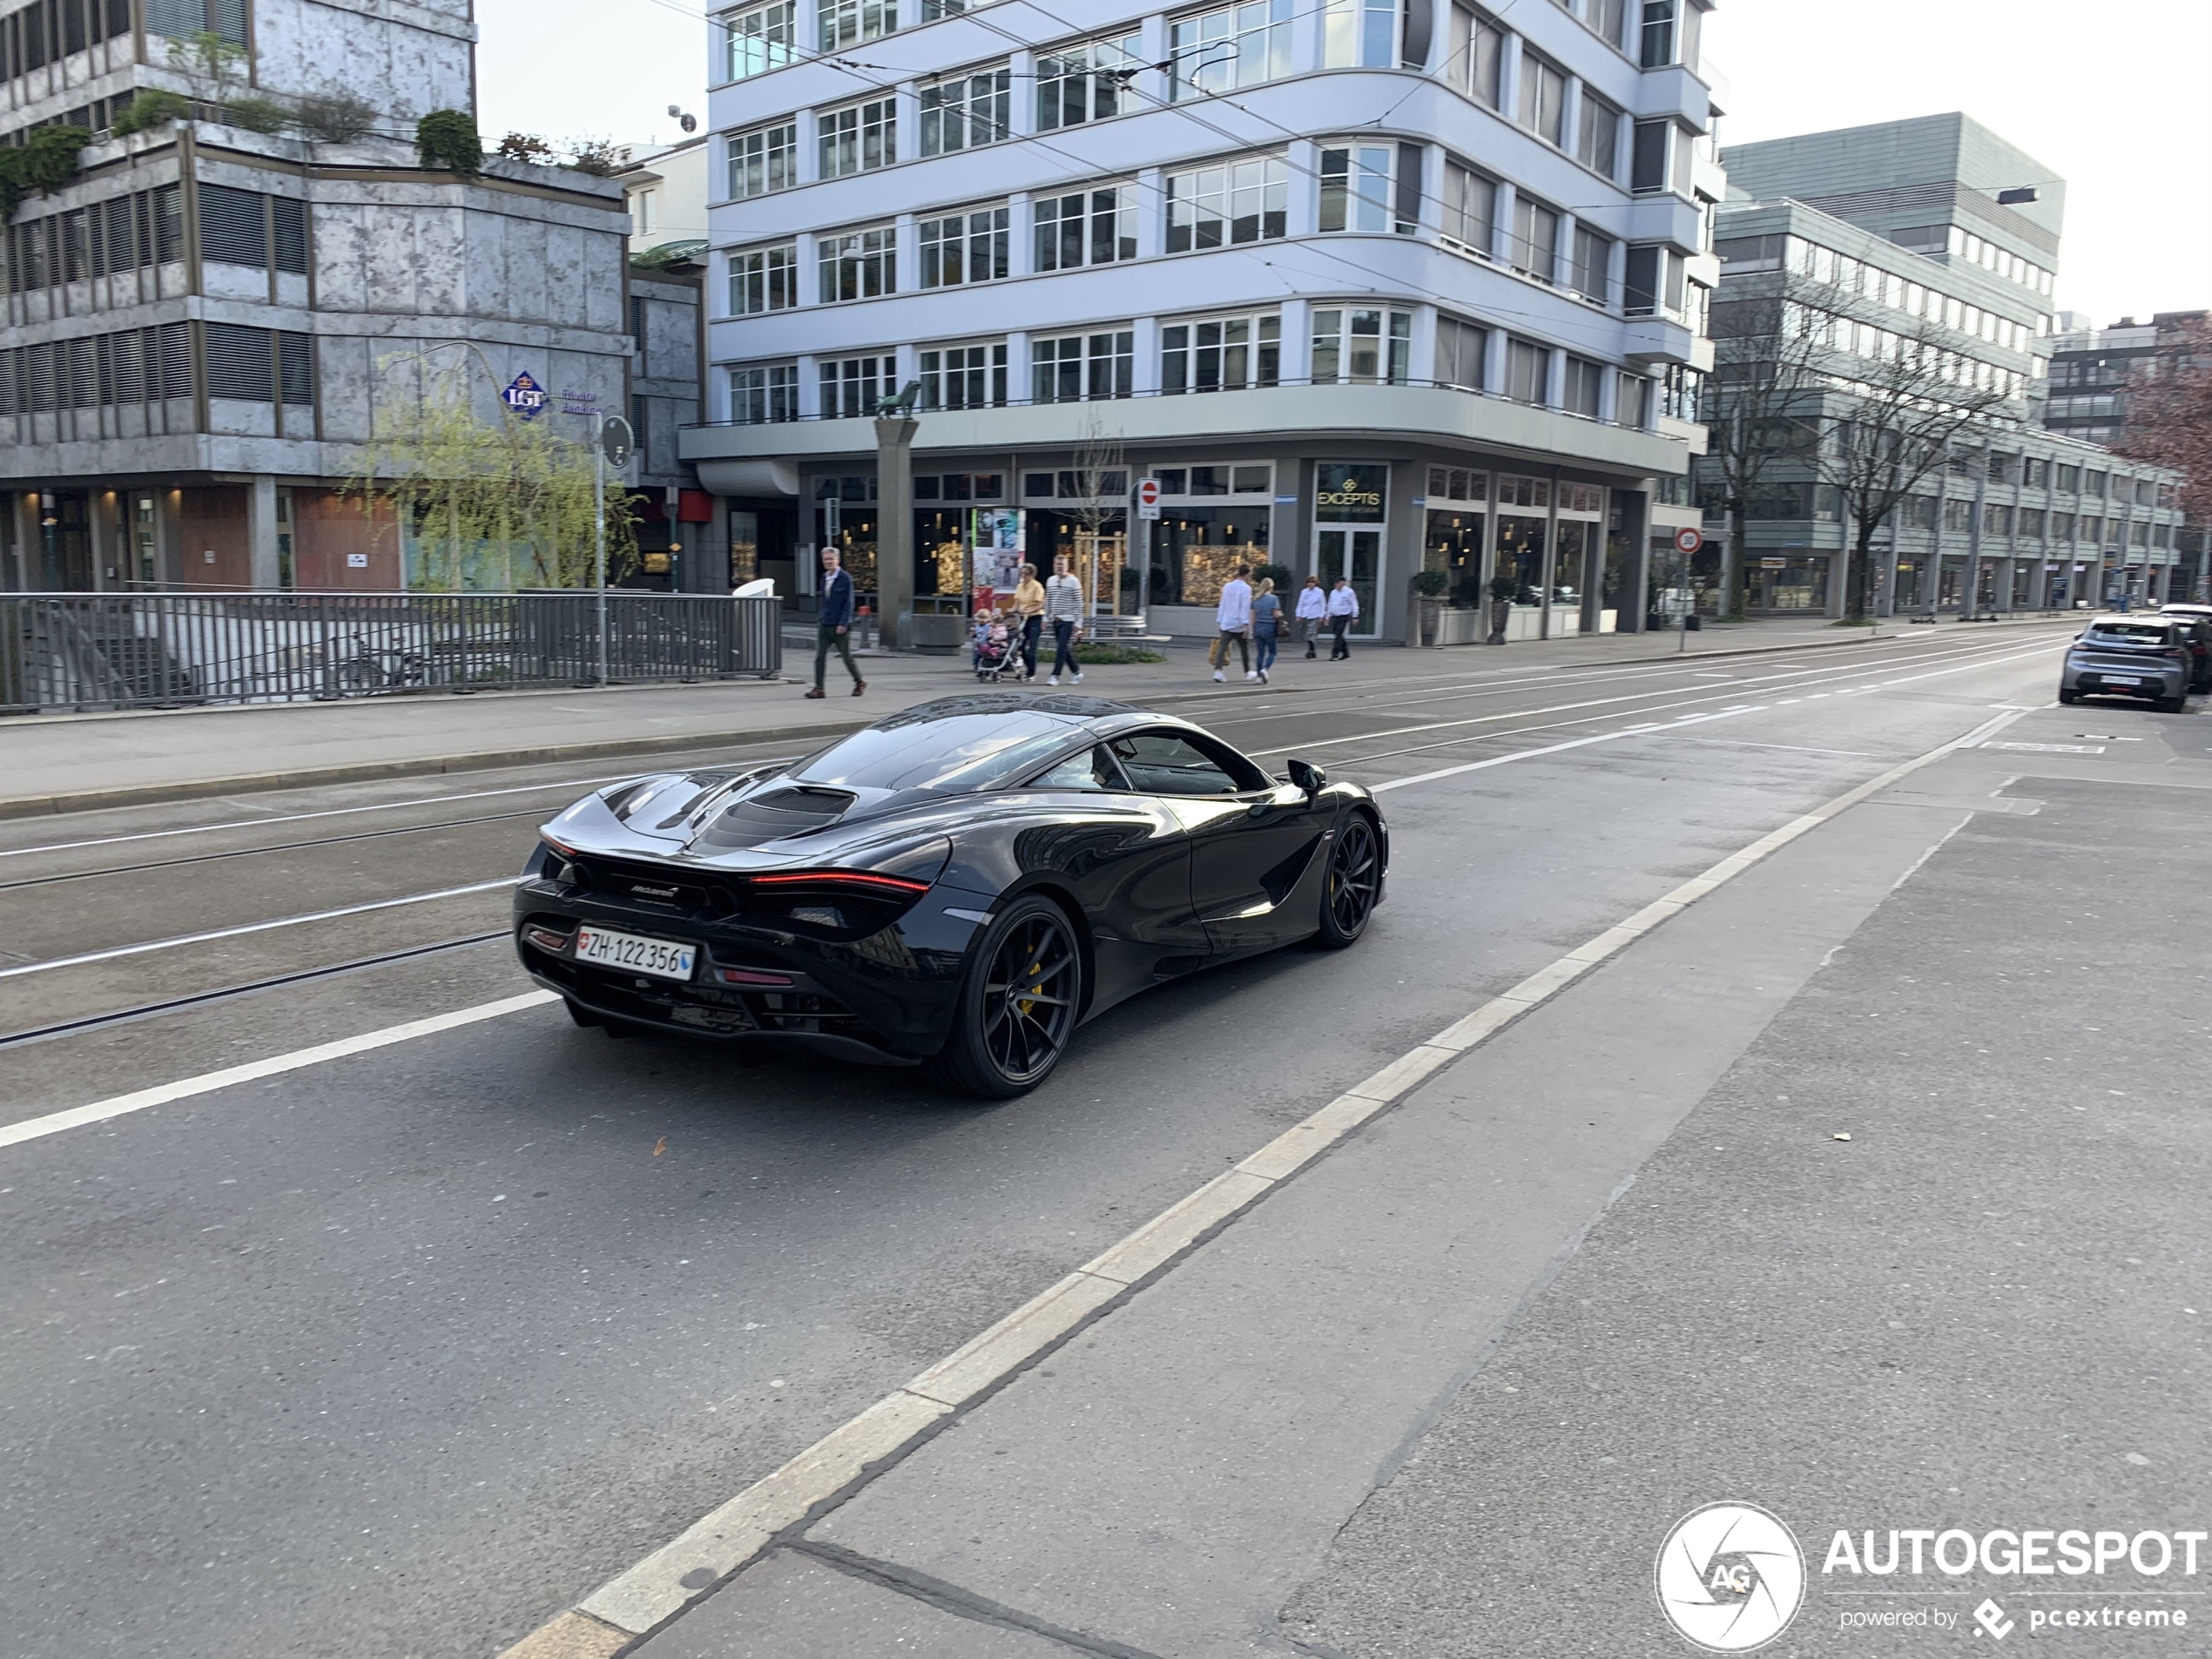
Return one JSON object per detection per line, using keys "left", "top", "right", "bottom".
{"left": 343, "top": 347, "right": 637, "bottom": 591}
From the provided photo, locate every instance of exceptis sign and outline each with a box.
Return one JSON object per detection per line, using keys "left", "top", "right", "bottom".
{"left": 1136, "top": 478, "right": 1163, "bottom": 521}
{"left": 502, "top": 371, "right": 549, "bottom": 421}
{"left": 1673, "top": 526, "right": 1704, "bottom": 556}
{"left": 1316, "top": 462, "right": 1389, "bottom": 523}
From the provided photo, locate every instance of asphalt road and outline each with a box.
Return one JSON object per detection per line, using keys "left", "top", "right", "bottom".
{"left": 0, "top": 624, "right": 2093, "bottom": 1659}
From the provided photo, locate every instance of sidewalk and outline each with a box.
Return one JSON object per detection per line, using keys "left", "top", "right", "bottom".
{"left": 0, "top": 616, "right": 2054, "bottom": 819}
{"left": 516, "top": 694, "right": 2209, "bottom": 1659}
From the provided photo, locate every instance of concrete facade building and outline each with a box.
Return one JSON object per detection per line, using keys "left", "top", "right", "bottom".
{"left": 682, "top": 0, "right": 1725, "bottom": 644}
{"left": 0, "top": 0, "right": 638, "bottom": 592}
{"left": 1702, "top": 115, "right": 2185, "bottom": 615}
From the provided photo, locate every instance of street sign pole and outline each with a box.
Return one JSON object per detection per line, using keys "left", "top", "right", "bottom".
{"left": 594, "top": 413, "right": 609, "bottom": 687}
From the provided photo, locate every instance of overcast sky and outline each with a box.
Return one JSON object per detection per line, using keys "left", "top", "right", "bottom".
{"left": 474, "top": 0, "right": 2209, "bottom": 327}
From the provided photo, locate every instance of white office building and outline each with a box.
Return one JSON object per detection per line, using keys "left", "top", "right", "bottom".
{"left": 684, "top": 0, "right": 1723, "bottom": 644}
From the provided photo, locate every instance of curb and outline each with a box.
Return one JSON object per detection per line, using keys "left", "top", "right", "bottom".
{"left": 0, "top": 624, "right": 2057, "bottom": 823}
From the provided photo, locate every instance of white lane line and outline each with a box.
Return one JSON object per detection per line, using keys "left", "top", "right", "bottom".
{"left": 0, "top": 991, "right": 558, "bottom": 1152}
{"left": 1675, "top": 738, "right": 1880, "bottom": 758}
{"left": 520, "top": 698, "right": 2041, "bottom": 1651}
{"left": 0, "top": 878, "right": 524, "bottom": 981}
{"left": 0, "top": 776, "right": 642, "bottom": 861}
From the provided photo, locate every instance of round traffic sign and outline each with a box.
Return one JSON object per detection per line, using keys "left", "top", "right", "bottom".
{"left": 1136, "top": 478, "right": 1162, "bottom": 509}
{"left": 1672, "top": 526, "right": 1704, "bottom": 556}
{"left": 600, "top": 416, "right": 634, "bottom": 469}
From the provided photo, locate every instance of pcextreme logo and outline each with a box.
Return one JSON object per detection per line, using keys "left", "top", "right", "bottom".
{"left": 1656, "top": 1502, "right": 1807, "bottom": 1652}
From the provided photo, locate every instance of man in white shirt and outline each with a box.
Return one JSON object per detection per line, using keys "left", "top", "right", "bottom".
{"left": 1325, "top": 577, "right": 1360, "bottom": 660}
{"left": 1042, "top": 553, "right": 1086, "bottom": 685}
{"left": 1293, "top": 575, "right": 1327, "bottom": 659}
{"left": 1212, "top": 565, "right": 1254, "bottom": 682}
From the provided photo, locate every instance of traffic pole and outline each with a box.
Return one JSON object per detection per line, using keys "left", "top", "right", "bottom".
{"left": 593, "top": 413, "right": 609, "bottom": 686}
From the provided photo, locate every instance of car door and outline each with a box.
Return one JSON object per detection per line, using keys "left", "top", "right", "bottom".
{"left": 1106, "top": 728, "right": 1329, "bottom": 954}
{"left": 1015, "top": 743, "right": 1207, "bottom": 1008}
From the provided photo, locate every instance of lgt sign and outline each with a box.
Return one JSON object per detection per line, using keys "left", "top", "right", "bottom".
{"left": 502, "top": 371, "right": 549, "bottom": 421}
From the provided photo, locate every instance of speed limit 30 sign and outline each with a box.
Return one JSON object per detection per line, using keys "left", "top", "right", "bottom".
{"left": 1672, "top": 526, "right": 1703, "bottom": 556}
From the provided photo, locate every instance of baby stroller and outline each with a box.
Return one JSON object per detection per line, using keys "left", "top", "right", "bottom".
{"left": 973, "top": 630, "right": 1013, "bottom": 682}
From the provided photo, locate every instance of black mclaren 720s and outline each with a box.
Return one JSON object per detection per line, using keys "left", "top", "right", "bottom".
{"left": 514, "top": 693, "right": 1387, "bottom": 1097}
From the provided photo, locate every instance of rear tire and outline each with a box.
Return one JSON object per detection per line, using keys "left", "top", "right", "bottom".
{"left": 2057, "top": 688, "right": 2080, "bottom": 705}
{"left": 1314, "top": 813, "right": 1381, "bottom": 949}
{"left": 933, "top": 894, "right": 1083, "bottom": 1099}
{"left": 563, "top": 997, "right": 600, "bottom": 1028}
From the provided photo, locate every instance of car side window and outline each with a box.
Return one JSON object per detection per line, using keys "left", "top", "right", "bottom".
{"left": 1107, "top": 732, "right": 1243, "bottom": 796}
{"left": 1026, "top": 745, "right": 1130, "bottom": 792}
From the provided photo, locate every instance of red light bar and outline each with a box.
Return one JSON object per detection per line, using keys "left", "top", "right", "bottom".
{"left": 542, "top": 833, "right": 579, "bottom": 857}
{"left": 749, "top": 870, "right": 931, "bottom": 896}
{"left": 717, "top": 967, "right": 795, "bottom": 987}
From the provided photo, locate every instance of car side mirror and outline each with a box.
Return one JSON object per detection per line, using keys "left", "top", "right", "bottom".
{"left": 1287, "top": 758, "right": 1325, "bottom": 798}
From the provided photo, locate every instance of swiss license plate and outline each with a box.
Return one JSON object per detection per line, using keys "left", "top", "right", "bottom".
{"left": 574, "top": 926, "right": 697, "bottom": 981}
{"left": 2101, "top": 676, "right": 2141, "bottom": 686}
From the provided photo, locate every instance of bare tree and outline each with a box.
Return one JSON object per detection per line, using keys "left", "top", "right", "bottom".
{"left": 1700, "top": 285, "right": 1831, "bottom": 612}
{"left": 1068, "top": 407, "right": 1128, "bottom": 619}
{"left": 1802, "top": 316, "right": 2013, "bottom": 623}
{"left": 2112, "top": 314, "right": 2212, "bottom": 523}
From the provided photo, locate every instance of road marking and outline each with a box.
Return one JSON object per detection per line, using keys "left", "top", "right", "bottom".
{"left": 0, "top": 878, "right": 524, "bottom": 981}
{"left": 0, "top": 992, "right": 558, "bottom": 1152}
{"left": 501, "top": 699, "right": 2040, "bottom": 1653}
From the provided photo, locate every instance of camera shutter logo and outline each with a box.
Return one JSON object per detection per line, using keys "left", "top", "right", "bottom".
{"left": 1655, "top": 1502, "right": 1805, "bottom": 1651}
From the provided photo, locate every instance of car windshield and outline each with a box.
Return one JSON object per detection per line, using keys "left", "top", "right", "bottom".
{"left": 789, "top": 711, "right": 1079, "bottom": 795}
{"left": 2085, "top": 624, "right": 2170, "bottom": 644}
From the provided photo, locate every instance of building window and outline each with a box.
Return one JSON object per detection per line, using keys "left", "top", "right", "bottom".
{"left": 819, "top": 224, "right": 897, "bottom": 301}
{"left": 1319, "top": 144, "right": 1409, "bottom": 233}
{"left": 1639, "top": 0, "right": 1677, "bottom": 68}
{"left": 1033, "top": 185, "right": 1136, "bottom": 271}
{"left": 1505, "top": 337, "right": 1549, "bottom": 403}
{"left": 919, "top": 342, "right": 1008, "bottom": 410}
{"left": 819, "top": 0, "right": 894, "bottom": 51}
{"left": 1435, "top": 314, "right": 1487, "bottom": 390}
{"left": 1165, "top": 155, "right": 1288, "bottom": 251}
{"left": 1323, "top": 0, "right": 1395, "bottom": 67}
{"left": 1508, "top": 194, "right": 1559, "bottom": 283}
{"left": 1161, "top": 313, "right": 1281, "bottom": 394}
{"left": 1312, "top": 307, "right": 1412, "bottom": 385}
{"left": 727, "top": 121, "right": 797, "bottom": 199}
{"left": 1035, "top": 33, "right": 1142, "bottom": 129}
{"left": 1031, "top": 329, "right": 1135, "bottom": 402}
{"left": 1447, "top": 3, "right": 1503, "bottom": 107}
{"left": 1517, "top": 52, "right": 1567, "bottom": 147}
{"left": 1169, "top": 0, "right": 1295, "bottom": 100}
{"left": 1568, "top": 224, "right": 1612, "bottom": 303}
{"left": 1588, "top": 0, "right": 1628, "bottom": 49}
{"left": 1562, "top": 355, "right": 1603, "bottom": 417}
{"left": 729, "top": 244, "right": 799, "bottom": 315}
{"left": 819, "top": 97, "right": 897, "bottom": 178}
{"left": 1615, "top": 370, "right": 1649, "bottom": 425}
{"left": 822, "top": 355, "right": 898, "bottom": 420}
{"left": 1624, "top": 243, "right": 1684, "bottom": 315}
{"left": 1630, "top": 118, "right": 1671, "bottom": 193}
{"left": 730, "top": 363, "right": 799, "bottom": 423}
{"left": 919, "top": 206, "right": 1008, "bottom": 287}
{"left": 1576, "top": 91, "right": 1622, "bottom": 179}
{"left": 632, "top": 188, "right": 658, "bottom": 236}
{"left": 1440, "top": 160, "right": 1494, "bottom": 254}
{"left": 920, "top": 67, "right": 1010, "bottom": 156}
{"left": 725, "top": 1, "right": 797, "bottom": 80}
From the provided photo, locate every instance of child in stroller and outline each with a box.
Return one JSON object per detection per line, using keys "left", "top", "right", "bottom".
{"left": 972, "top": 608, "right": 1014, "bottom": 681}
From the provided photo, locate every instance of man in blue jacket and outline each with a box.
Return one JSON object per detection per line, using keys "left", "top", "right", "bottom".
{"left": 806, "top": 546, "right": 867, "bottom": 698}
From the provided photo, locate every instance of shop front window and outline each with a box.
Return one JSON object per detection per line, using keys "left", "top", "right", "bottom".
{"left": 1425, "top": 509, "right": 1485, "bottom": 607}
{"left": 1152, "top": 507, "right": 1270, "bottom": 608}
{"left": 1494, "top": 512, "right": 1546, "bottom": 604}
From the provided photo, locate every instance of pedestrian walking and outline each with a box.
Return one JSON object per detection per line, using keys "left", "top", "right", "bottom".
{"left": 1294, "top": 574, "right": 1327, "bottom": 658}
{"left": 1044, "top": 552, "right": 1086, "bottom": 685}
{"left": 1011, "top": 562, "right": 1047, "bottom": 679}
{"left": 1326, "top": 576, "right": 1359, "bottom": 660}
{"left": 1251, "top": 576, "right": 1281, "bottom": 684}
{"left": 1211, "top": 564, "right": 1253, "bottom": 681}
{"left": 805, "top": 546, "right": 867, "bottom": 698}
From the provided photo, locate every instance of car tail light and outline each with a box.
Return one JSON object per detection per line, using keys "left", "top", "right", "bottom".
{"left": 523, "top": 924, "right": 571, "bottom": 953}
{"left": 716, "top": 967, "right": 795, "bottom": 987}
{"left": 543, "top": 833, "right": 579, "bottom": 857}
{"left": 748, "top": 871, "right": 933, "bottom": 896}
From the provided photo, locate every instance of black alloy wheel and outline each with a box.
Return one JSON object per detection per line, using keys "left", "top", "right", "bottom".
{"left": 1316, "top": 813, "right": 1379, "bottom": 948}
{"left": 936, "top": 894, "right": 1083, "bottom": 1098}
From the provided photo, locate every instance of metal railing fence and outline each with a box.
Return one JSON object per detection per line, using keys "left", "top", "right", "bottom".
{"left": 0, "top": 590, "right": 782, "bottom": 715}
